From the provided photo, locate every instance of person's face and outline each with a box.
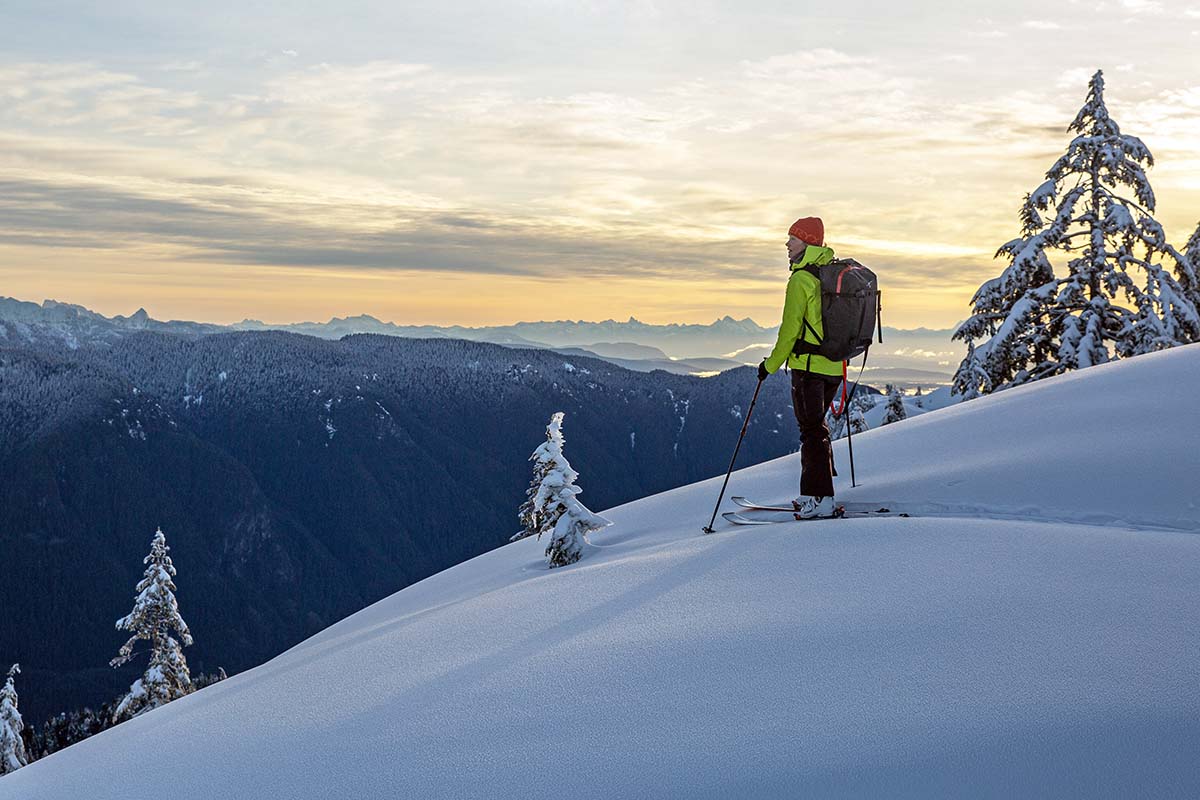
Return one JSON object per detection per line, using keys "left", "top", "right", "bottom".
{"left": 787, "top": 235, "right": 807, "bottom": 261}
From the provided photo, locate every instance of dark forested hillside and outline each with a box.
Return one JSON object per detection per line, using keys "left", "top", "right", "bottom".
{"left": 0, "top": 331, "right": 799, "bottom": 721}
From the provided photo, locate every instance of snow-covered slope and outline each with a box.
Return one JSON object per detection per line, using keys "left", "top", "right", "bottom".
{"left": 6, "top": 346, "right": 1200, "bottom": 798}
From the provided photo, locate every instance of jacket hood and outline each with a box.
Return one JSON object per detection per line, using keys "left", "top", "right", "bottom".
{"left": 789, "top": 244, "right": 836, "bottom": 271}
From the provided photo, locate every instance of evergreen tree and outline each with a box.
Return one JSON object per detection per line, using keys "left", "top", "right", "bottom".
{"left": 951, "top": 340, "right": 993, "bottom": 400}
{"left": 29, "top": 702, "right": 114, "bottom": 762}
{"left": 0, "top": 664, "right": 28, "bottom": 775}
{"left": 512, "top": 412, "right": 579, "bottom": 542}
{"left": 27, "top": 669, "right": 226, "bottom": 761}
{"left": 881, "top": 385, "right": 907, "bottom": 425}
{"left": 544, "top": 495, "right": 612, "bottom": 569}
{"left": 827, "top": 389, "right": 872, "bottom": 441}
{"left": 954, "top": 70, "right": 1199, "bottom": 393}
{"left": 1168, "top": 222, "right": 1200, "bottom": 331}
{"left": 514, "top": 412, "right": 578, "bottom": 542}
{"left": 1109, "top": 215, "right": 1200, "bottom": 356}
{"left": 110, "top": 528, "right": 194, "bottom": 721}
{"left": 511, "top": 412, "right": 611, "bottom": 567}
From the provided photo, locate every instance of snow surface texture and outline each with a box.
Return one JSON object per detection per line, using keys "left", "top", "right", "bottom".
{"left": 6, "top": 345, "right": 1200, "bottom": 798}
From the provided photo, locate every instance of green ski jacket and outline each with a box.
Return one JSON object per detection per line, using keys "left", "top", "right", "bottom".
{"left": 763, "top": 245, "right": 844, "bottom": 378}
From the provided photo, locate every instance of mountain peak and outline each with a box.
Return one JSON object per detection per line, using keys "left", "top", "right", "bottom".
{"left": 329, "top": 314, "right": 385, "bottom": 325}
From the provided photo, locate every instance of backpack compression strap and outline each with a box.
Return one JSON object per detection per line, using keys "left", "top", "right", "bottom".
{"left": 830, "top": 360, "right": 849, "bottom": 416}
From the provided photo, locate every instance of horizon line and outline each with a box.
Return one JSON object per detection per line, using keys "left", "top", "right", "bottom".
{"left": 1, "top": 294, "right": 962, "bottom": 334}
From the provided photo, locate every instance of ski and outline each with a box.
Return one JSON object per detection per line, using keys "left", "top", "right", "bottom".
{"left": 722, "top": 505, "right": 909, "bottom": 527}
{"left": 722, "top": 508, "right": 846, "bottom": 526}
{"left": 731, "top": 496, "right": 893, "bottom": 514}
{"left": 730, "top": 496, "right": 793, "bottom": 512}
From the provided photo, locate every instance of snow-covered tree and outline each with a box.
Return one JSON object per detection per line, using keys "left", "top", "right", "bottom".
{"left": 512, "top": 412, "right": 580, "bottom": 542}
{"left": 110, "top": 528, "right": 194, "bottom": 721}
{"left": 544, "top": 495, "right": 612, "bottom": 568}
{"left": 954, "top": 69, "right": 1200, "bottom": 393}
{"left": 951, "top": 339, "right": 993, "bottom": 400}
{"left": 827, "top": 389, "right": 872, "bottom": 441}
{"left": 881, "top": 385, "right": 907, "bottom": 425}
{"left": 1168, "top": 222, "right": 1200, "bottom": 332}
{"left": 512, "top": 412, "right": 611, "bottom": 567}
{"left": 0, "top": 664, "right": 28, "bottom": 775}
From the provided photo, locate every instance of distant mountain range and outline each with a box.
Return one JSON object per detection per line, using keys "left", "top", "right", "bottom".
{"left": 0, "top": 296, "right": 963, "bottom": 384}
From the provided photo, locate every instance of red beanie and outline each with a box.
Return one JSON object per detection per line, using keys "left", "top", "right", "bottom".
{"left": 788, "top": 216, "right": 824, "bottom": 246}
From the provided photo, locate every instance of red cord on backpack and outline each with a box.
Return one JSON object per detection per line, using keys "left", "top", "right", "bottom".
{"left": 830, "top": 360, "right": 849, "bottom": 417}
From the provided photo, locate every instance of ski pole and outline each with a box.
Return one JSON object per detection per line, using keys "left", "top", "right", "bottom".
{"left": 839, "top": 352, "right": 869, "bottom": 489}
{"left": 845, "top": 405, "right": 857, "bottom": 488}
{"left": 703, "top": 376, "right": 763, "bottom": 533}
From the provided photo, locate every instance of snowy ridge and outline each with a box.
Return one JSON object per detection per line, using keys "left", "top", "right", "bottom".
{"left": 4, "top": 345, "right": 1200, "bottom": 798}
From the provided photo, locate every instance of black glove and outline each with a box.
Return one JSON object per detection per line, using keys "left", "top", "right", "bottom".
{"left": 757, "top": 360, "right": 770, "bottom": 382}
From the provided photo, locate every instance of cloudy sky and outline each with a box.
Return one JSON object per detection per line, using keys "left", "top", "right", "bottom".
{"left": 2, "top": 0, "right": 1199, "bottom": 328}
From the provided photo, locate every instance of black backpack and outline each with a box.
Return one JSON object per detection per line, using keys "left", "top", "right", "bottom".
{"left": 791, "top": 258, "right": 882, "bottom": 362}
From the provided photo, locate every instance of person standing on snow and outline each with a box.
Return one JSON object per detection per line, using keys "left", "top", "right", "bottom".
{"left": 757, "top": 216, "right": 844, "bottom": 518}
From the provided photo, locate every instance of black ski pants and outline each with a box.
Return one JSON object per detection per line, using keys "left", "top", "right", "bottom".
{"left": 790, "top": 369, "right": 842, "bottom": 498}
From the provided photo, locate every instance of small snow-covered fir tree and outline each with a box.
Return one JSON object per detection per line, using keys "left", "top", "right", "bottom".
{"left": 110, "top": 527, "right": 194, "bottom": 721}
{"left": 881, "top": 385, "right": 907, "bottom": 425}
{"left": 951, "top": 339, "right": 993, "bottom": 400}
{"left": 0, "top": 664, "right": 28, "bottom": 775}
{"left": 512, "top": 412, "right": 580, "bottom": 542}
{"left": 828, "top": 389, "right": 871, "bottom": 441}
{"left": 512, "top": 412, "right": 611, "bottom": 567}
{"left": 954, "top": 70, "right": 1200, "bottom": 393}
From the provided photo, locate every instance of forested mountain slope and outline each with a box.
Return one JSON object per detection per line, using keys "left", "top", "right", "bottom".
{"left": 0, "top": 330, "right": 798, "bottom": 720}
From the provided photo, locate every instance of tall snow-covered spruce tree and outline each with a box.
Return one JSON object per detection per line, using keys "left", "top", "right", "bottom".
{"left": 513, "top": 412, "right": 611, "bottom": 567}
{"left": 110, "top": 527, "right": 195, "bottom": 721}
{"left": 0, "top": 664, "right": 28, "bottom": 775}
{"left": 953, "top": 69, "right": 1200, "bottom": 396}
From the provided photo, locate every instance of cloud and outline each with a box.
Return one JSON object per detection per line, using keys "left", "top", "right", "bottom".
{"left": 967, "top": 19, "right": 1008, "bottom": 39}
{"left": 1118, "top": 0, "right": 1163, "bottom": 13}
{"left": 1056, "top": 67, "right": 1098, "bottom": 90}
{"left": 1023, "top": 20, "right": 1063, "bottom": 30}
{"left": 161, "top": 60, "right": 205, "bottom": 72}
{"left": 0, "top": 62, "right": 200, "bottom": 133}
{"left": 0, "top": 163, "right": 777, "bottom": 282}
{"left": 1, "top": 51, "right": 1195, "bottom": 310}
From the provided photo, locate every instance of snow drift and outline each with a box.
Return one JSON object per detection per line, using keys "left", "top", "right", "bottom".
{"left": 5, "top": 345, "right": 1200, "bottom": 799}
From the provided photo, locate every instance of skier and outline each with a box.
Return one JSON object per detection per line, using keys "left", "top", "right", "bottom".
{"left": 757, "top": 216, "right": 844, "bottom": 518}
